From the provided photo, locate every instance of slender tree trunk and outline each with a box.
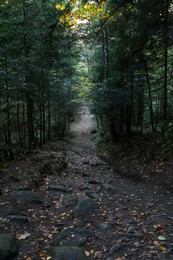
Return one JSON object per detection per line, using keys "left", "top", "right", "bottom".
{"left": 163, "top": 3, "right": 169, "bottom": 121}
{"left": 17, "top": 98, "right": 22, "bottom": 148}
{"left": 42, "top": 82, "right": 46, "bottom": 144}
{"left": 140, "top": 52, "right": 155, "bottom": 132}
{"left": 26, "top": 92, "right": 35, "bottom": 152}
{"left": 102, "top": 28, "right": 109, "bottom": 83}
{"left": 22, "top": 102, "right": 26, "bottom": 153}
{"left": 23, "top": 1, "right": 35, "bottom": 152}
{"left": 47, "top": 85, "right": 51, "bottom": 141}
{"left": 120, "top": 107, "right": 124, "bottom": 133}
{"left": 5, "top": 61, "right": 13, "bottom": 159}
{"left": 39, "top": 102, "right": 43, "bottom": 146}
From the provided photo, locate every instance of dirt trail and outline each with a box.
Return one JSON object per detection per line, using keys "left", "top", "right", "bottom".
{"left": 71, "top": 107, "right": 97, "bottom": 135}
{"left": 0, "top": 108, "right": 173, "bottom": 259}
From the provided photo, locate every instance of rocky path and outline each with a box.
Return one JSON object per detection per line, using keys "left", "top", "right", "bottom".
{"left": 0, "top": 109, "right": 173, "bottom": 259}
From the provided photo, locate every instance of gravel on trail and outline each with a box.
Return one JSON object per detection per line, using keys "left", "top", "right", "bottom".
{"left": 0, "top": 108, "right": 173, "bottom": 260}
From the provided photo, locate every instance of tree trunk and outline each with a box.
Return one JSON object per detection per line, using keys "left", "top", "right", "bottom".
{"left": 47, "top": 85, "right": 51, "bottom": 141}
{"left": 102, "top": 28, "right": 109, "bottom": 83}
{"left": 5, "top": 61, "right": 13, "bottom": 159}
{"left": 26, "top": 92, "right": 35, "bottom": 152}
{"left": 163, "top": 3, "right": 169, "bottom": 121}
{"left": 140, "top": 52, "right": 155, "bottom": 132}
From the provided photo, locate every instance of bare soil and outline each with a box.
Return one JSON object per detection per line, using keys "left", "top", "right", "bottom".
{"left": 0, "top": 109, "right": 173, "bottom": 260}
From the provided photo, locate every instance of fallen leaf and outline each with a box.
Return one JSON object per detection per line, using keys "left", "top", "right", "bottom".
{"left": 48, "top": 234, "right": 53, "bottom": 239}
{"left": 154, "top": 241, "right": 161, "bottom": 246}
{"left": 94, "top": 251, "right": 103, "bottom": 259}
{"left": 85, "top": 251, "right": 90, "bottom": 256}
{"left": 158, "top": 235, "right": 166, "bottom": 241}
{"left": 16, "top": 232, "right": 30, "bottom": 240}
{"left": 143, "top": 237, "right": 149, "bottom": 241}
{"left": 39, "top": 251, "right": 45, "bottom": 257}
{"left": 149, "top": 250, "right": 158, "bottom": 254}
{"left": 154, "top": 224, "right": 164, "bottom": 232}
{"left": 86, "top": 223, "right": 92, "bottom": 228}
{"left": 160, "top": 245, "right": 167, "bottom": 252}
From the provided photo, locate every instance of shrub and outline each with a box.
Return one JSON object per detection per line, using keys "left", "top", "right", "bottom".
{"left": 161, "top": 121, "right": 173, "bottom": 158}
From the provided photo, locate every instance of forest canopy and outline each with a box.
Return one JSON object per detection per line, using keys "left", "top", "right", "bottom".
{"left": 0, "top": 0, "right": 173, "bottom": 160}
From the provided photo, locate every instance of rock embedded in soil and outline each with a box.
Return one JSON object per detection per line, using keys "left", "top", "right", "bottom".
{"left": 102, "top": 183, "right": 116, "bottom": 191}
{"left": 65, "top": 197, "right": 78, "bottom": 207}
{"left": 54, "top": 228, "right": 96, "bottom": 247}
{"left": 0, "top": 206, "right": 17, "bottom": 217}
{"left": 80, "top": 185, "right": 90, "bottom": 191}
{"left": 47, "top": 185, "right": 68, "bottom": 192}
{"left": 73, "top": 195, "right": 97, "bottom": 217}
{"left": 8, "top": 215, "right": 28, "bottom": 222}
{"left": 9, "top": 175, "right": 21, "bottom": 182}
{"left": 0, "top": 234, "right": 18, "bottom": 260}
{"left": 51, "top": 246, "right": 88, "bottom": 260}
{"left": 10, "top": 190, "right": 43, "bottom": 203}
{"left": 98, "top": 223, "right": 109, "bottom": 231}
{"left": 88, "top": 179, "right": 101, "bottom": 184}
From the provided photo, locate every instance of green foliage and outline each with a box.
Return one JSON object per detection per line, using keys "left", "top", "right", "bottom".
{"left": 162, "top": 122, "right": 173, "bottom": 158}
{"left": 92, "top": 129, "right": 111, "bottom": 146}
{"left": 0, "top": 0, "right": 80, "bottom": 158}
{"left": 87, "top": 0, "right": 173, "bottom": 142}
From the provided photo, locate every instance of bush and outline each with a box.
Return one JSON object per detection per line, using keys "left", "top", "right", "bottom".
{"left": 161, "top": 121, "right": 173, "bottom": 158}
{"left": 92, "top": 129, "right": 111, "bottom": 145}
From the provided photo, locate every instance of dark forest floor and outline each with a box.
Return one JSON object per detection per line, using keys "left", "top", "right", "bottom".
{"left": 105, "top": 133, "right": 173, "bottom": 193}
{"left": 0, "top": 110, "right": 173, "bottom": 260}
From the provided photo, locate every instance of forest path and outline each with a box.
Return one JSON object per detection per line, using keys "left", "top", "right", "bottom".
{"left": 0, "top": 108, "right": 173, "bottom": 259}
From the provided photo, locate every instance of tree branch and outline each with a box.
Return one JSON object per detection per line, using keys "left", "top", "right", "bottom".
{"left": 142, "top": 0, "right": 172, "bottom": 32}
{"left": 96, "top": 0, "right": 131, "bottom": 35}
{"left": 48, "top": 0, "right": 73, "bottom": 32}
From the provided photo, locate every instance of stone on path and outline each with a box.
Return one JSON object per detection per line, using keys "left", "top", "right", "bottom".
{"left": 8, "top": 215, "right": 28, "bottom": 222}
{"left": 0, "top": 234, "right": 18, "bottom": 260}
{"left": 51, "top": 246, "right": 88, "bottom": 260}
{"left": 0, "top": 206, "right": 17, "bottom": 217}
{"left": 88, "top": 179, "right": 101, "bottom": 185}
{"left": 55, "top": 228, "right": 96, "bottom": 247}
{"left": 73, "top": 196, "right": 97, "bottom": 217}
{"left": 98, "top": 223, "right": 109, "bottom": 231}
{"left": 102, "top": 183, "right": 116, "bottom": 191}
{"left": 48, "top": 185, "right": 68, "bottom": 192}
{"left": 10, "top": 190, "right": 43, "bottom": 203}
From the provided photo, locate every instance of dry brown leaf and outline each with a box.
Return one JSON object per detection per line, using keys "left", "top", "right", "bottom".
{"left": 94, "top": 251, "right": 103, "bottom": 258}
{"left": 85, "top": 251, "right": 90, "bottom": 256}
{"left": 154, "top": 224, "right": 164, "bottom": 232}
{"left": 154, "top": 241, "right": 161, "bottom": 246}
{"left": 16, "top": 232, "right": 30, "bottom": 240}
{"left": 48, "top": 234, "right": 53, "bottom": 239}
{"left": 39, "top": 251, "right": 45, "bottom": 257}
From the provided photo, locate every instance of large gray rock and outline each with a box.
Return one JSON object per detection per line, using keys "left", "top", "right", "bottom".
{"left": 55, "top": 228, "right": 96, "bottom": 247}
{"left": 48, "top": 185, "right": 68, "bottom": 192}
{"left": 10, "top": 190, "right": 43, "bottom": 203}
{"left": 73, "top": 196, "right": 97, "bottom": 217}
{"left": 0, "top": 234, "right": 18, "bottom": 260}
{"left": 0, "top": 206, "right": 17, "bottom": 217}
{"left": 8, "top": 215, "right": 28, "bottom": 222}
{"left": 51, "top": 246, "right": 88, "bottom": 260}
